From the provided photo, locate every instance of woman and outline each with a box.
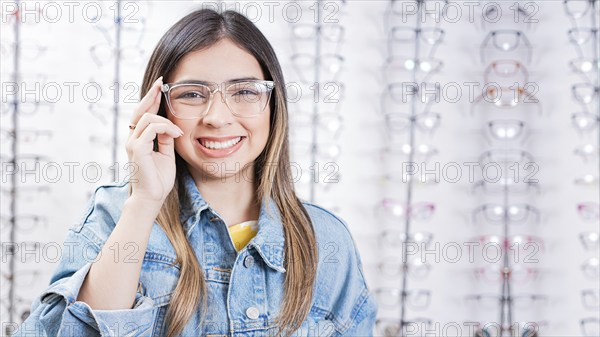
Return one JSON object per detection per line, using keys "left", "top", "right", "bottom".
{"left": 12, "top": 8, "right": 377, "bottom": 337}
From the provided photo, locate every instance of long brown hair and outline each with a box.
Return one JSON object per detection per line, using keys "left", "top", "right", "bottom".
{"left": 128, "top": 8, "right": 318, "bottom": 337}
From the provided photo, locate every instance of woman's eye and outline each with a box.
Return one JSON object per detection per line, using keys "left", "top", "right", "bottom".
{"left": 234, "top": 89, "right": 258, "bottom": 96}
{"left": 178, "top": 91, "right": 205, "bottom": 99}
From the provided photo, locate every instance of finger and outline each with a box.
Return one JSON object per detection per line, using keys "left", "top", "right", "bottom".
{"left": 130, "top": 113, "right": 184, "bottom": 140}
{"left": 134, "top": 123, "right": 182, "bottom": 152}
{"left": 131, "top": 76, "right": 163, "bottom": 123}
{"left": 155, "top": 132, "right": 175, "bottom": 156}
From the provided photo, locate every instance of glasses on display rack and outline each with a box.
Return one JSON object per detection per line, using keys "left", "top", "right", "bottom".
{"left": 378, "top": 230, "right": 434, "bottom": 248}
{"left": 291, "top": 53, "right": 344, "bottom": 85}
{"left": 0, "top": 40, "right": 48, "bottom": 61}
{"left": 291, "top": 141, "right": 342, "bottom": 161}
{"left": 581, "top": 289, "right": 600, "bottom": 310}
{"left": 480, "top": 30, "right": 533, "bottom": 63}
{"left": 581, "top": 317, "right": 600, "bottom": 337}
{"left": 377, "top": 257, "right": 432, "bottom": 280}
{"left": 481, "top": 2, "right": 538, "bottom": 30}
{"left": 472, "top": 178, "right": 541, "bottom": 195}
{"left": 473, "top": 264, "right": 539, "bottom": 283}
{"left": 574, "top": 173, "right": 600, "bottom": 186}
{"left": 577, "top": 202, "right": 599, "bottom": 221}
{"left": 90, "top": 44, "right": 146, "bottom": 68}
{"left": 473, "top": 321, "right": 548, "bottom": 337}
{"left": 161, "top": 80, "right": 275, "bottom": 119}
{"left": 0, "top": 214, "right": 48, "bottom": 236}
{"left": 383, "top": 110, "right": 441, "bottom": 136}
{"left": 383, "top": 56, "right": 443, "bottom": 83}
{"left": 380, "top": 142, "right": 439, "bottom": 162}
{"left": 569, "top": 58, "right": 600, "bottom": 83}
{"left": 574, "top": 143, "right": 600, "bottom": 162}
{"left": 378, "top": 171, "right": 440, "bottom": 187}
{"left": 465, "top": 294, "right": 548, "bottom": 309}
{"left": 376, "top": 199, "right": 436, "bottom": 222}
{"left": 388, "top": 27, "right": 445, "bottom": 58}
{"left": 471, "top": 85, "right": 542, "bottom": 114}
{"left": 572, "top": 83, "right": 600, "bottom": 106}
{"left": 478, "top": 149, "right": 536, "bottom": 168}
{"left": 291, "top": 82, "right": 345, "bottom": 113}
{"left": 0, "top": 128, "right": 53, "bottom": 144}
{"left": 289, "top": 112, "right": 343, "bottom": 140}
{"left": 472, "top": 203, "right": 540, "bottom": 226}
{"left": 563, "top": 0, "right": 600, "bottom": 23}
{"left": 485, "top": 120, "right": 528, "bottom": 143}
{"left": 579, "top": 231, "right": 600, "bottom": 250}
{"left": 581, "top": 257, "right": 599, "bottom": 279}
{"left": 376, "top": 317, "right": 432, "bottom": 337}
{"left": 469, "top": 234, "right": 545, "bottom": 251}
{"left": 384, "top": 0, "right": 449, "bottom": 32}
{"left": 290, "top": 23, "right": 345, "bottom": 54}
{"left": 385, "top": 82, "right": 442, "bottom": 110}
{"left": 374, "top": 288, "right": 431, "bottom": 310}
{"left": 1, "top": 100, "right": 55, "bottom": 116}
{"left": 572, "top": 111, "right": 600, "bottom": 134}
{"left": 483, "top": 60, "right": 529, "bottom": 87}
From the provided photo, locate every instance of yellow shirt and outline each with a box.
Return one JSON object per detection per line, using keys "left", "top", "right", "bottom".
{"left": 228, "top": 220, "right": 258, "bottom": 252}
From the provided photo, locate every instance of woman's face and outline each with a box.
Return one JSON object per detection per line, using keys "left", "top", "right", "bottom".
{"left": 166, "top": 38, "right": 271, "bottom": 181}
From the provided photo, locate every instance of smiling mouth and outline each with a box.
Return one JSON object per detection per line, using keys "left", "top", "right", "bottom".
{"left": 198, "top": 136, "right": 244, "bottom": 150}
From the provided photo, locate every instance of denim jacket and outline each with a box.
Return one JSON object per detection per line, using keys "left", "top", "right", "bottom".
{"left": 12, "top": 168, "right": 377, "bottom": 337}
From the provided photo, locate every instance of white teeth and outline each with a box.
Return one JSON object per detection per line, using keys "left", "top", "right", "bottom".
{"left": 200, "top": 137, "right": 242, "bottom": 150}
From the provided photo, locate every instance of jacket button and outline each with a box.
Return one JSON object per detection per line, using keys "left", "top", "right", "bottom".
{"left": 245, "top": 306, "right": 260, "bottom": 319}
{"left": 243, "top": 255, "right": 255, "bottom": 268}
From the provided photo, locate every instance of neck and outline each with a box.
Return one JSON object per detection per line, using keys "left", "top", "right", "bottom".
{"left": 187, "top": 163, "right": 260, "bottom": 227}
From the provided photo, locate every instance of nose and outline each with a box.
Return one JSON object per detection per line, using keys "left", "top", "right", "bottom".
{"left": 201, "top": 90, "right": 235, "bottom": 128}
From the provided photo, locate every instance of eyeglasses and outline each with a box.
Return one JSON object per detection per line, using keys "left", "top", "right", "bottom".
{"left": 582, "top": 257, "right": 599, "bottom": 279}
{"left": 376, "top": 199, "right": 436, "bottom": 222}
{"left": 470, "top": 234, "right": 545, "bottom": 251}
{"left": 161, "top": 80, "right": 275, "bottom": 119}
{"left": 478, "top": 149, "right": 536, "bottom": 167}
{"left": 379, "top": 230, "right": 434, "bottom": 248}
{"left": 290, "top": 23, "right": 344, "bottom": 54}
{"left": 383, "top": 111, "right": 441, "bottom": 136}
{"left": 486, "top": 120, "right": 527, "bottom": 142}
{"left": 473, "top": 178, "right": 541, "bottom": 195}
{"left": 483, "top": 60, "right": 529, "bottom": 86}
{"left": 572, "top": 83, "right": 599, "bottom": 105}
{"left": 474, "top": 321, "right": 548, "bottom": 337}
{"left": 575, "top": 173, "right": 599, "bottom": 186}
{"left": 480, "top": 30, "right": 532, "bottom": 63}
{"left": 383, "top": 56, "right": 443, "bottom": 83}
{"left": 569, "top": 58, "right": 600, "bottom": 82}
{"left": 388, "top": 27, "right": 445, "bottom": 58}
{"left": 380, "top": 142, "right": 439, "bottom": 162}
{"left": 472, "top": 86, "right": 541, "bottom": 113}
{"left": 574, "top": 143, "right": 600, "bottom": 162}
{"left": 577, "top": 202, "right": 599, "bottom": 221}
{"left": 580, "top": 231, "right": 600, "bottom": 250}
{"left": 465, "top": 294, "right": 547, "bottom": 309}
{"left": 291, "top": 53, "right": 344, "bottom": 84}
{"left": 564, "top": 0, "right": 600, "bottom": 21}
{"left": 472, "top": 204, "right": 540, "bottom": 226}
{"left": 374, "top": 288, "right": 431, "bottom": 310}
{"left": 581, "top": 317, "right": 600, "bottom": 337}
{"left": 0, "top": 40, "right": 48, "bottom": 61}
{"left": 473, "top": 265, "right": 539, "bottom": 283}
{"left": 377, "top": 257, "right": 432, "bottom": 280}
{"left": 0, "top": 128, "right": 53, "bottom": 144}
{"left": 572, "top": 111, "right": 600, "bottom": 133}
{"left": 582, "top": 289, "right": 600, "bottom": 310}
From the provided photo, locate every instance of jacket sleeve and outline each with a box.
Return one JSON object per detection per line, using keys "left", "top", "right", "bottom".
{"left": 11, "top": 185, "right": 159, "bottom": 337}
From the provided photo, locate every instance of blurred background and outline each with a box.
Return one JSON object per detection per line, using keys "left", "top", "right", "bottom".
{"left": 1, "top": 0, "right": 599, "bottom": 336}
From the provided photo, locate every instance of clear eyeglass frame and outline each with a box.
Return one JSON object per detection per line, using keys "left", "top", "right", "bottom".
{"left": 160, "top": 80, "right": 276, "bottom": 119}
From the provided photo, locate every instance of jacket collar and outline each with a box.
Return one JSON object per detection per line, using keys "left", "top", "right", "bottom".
{"left": 179, "top": 167, "right": 286, "bottom": 273}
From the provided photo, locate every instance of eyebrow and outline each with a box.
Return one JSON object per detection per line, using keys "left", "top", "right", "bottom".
{"left": 172, "top": 77, "right": 262, "bottom": 86}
